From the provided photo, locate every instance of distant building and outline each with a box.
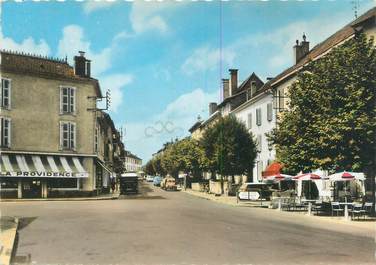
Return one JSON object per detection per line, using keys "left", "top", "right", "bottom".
{"left": 124, "top": 151, "right": 142, "bottom": 172}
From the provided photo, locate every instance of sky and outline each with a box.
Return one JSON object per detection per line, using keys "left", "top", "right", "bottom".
{"left": 1, "top": 0, "right": 375, "bottom": 162}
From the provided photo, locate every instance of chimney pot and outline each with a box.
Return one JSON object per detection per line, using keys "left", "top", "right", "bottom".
{"left": 229, "top": 69, "right": 238, "bottom": 96}
{"left": 222, "top": 78, "right": 230, "bottom": 99}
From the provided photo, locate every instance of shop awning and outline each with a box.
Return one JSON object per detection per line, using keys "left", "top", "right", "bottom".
{"left": 0, "top": 154, "right": 88, "bottom": 178}
{"left": 262, "top": 162, "right": 283, "bottom": 177}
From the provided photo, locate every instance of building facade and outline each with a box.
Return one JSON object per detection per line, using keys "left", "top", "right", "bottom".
{"left": 0, "top": 50, "right": 124, "bottom": 198}
{"left": 124, "top": 151, "right": 142, "bottom": 172}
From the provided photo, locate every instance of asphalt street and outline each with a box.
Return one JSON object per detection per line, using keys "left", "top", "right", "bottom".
{"left": 1, "top": 182, "right": 375, "bottom": 265}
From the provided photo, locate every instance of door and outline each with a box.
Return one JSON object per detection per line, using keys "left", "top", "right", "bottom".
{"left": 22, "top": 179, "right": 42, "bottom": 198}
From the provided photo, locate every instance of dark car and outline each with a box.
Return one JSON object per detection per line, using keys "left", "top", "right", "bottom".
{"left": 120, "top": 173, "right": 138, "bottom": 195}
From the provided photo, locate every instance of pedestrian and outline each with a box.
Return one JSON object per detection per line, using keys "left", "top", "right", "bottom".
{"left": 111, "top": 178, "right": 116, "bottom": 193}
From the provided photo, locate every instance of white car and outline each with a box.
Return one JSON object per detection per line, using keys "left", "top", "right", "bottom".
{"left": 146, "top": 175, "right": 154, "bottom": 182}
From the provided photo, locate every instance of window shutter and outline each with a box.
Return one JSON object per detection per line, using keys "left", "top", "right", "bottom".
{"left": 59, "top": 122, "right": 63, "bottom": 148}
{"left": 257, "top": 134, "right": 262, "bottom": 152}
{"left": 0, "top": 118, "right": 3, "bottom": 146}
{"left": 70, "top": 123, "right": 76, "bottom": 149}
{"left": 267, "top": 103, "right": 273, "bottom": 121}
{"left": 60, "top": 87, "right": 63, "bottom": 114}
{"left": 247, "top": 113, "right": 252, "bottom": 129}
{"left": 0, "top": 80, "right": 3, "bottom": 108}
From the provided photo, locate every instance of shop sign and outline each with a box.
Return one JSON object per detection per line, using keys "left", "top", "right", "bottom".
{"left": 0, "top": 171, "right": 77, "bottom": 177}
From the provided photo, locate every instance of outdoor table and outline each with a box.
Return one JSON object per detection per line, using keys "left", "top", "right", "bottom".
{"left": 302, "top": 199, "right": 316, "bottom": 216}
{"left": 339, "top": 202, "right": 353, "bottom": 220}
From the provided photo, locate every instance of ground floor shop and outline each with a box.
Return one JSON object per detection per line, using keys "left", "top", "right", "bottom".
{"left": 0, "top": 153, "right": 114, "bottom": 198}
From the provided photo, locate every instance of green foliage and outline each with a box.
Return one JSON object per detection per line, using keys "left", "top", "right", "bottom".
{"left": 144, "top": 138, "right": 208, "bottom": 178}
{"left": 270, "top": 34, "right": 376, "bottom": 176}
{"left": 201, "top": 115, "right": 258, "bottom": 178}
{"left": 113, "top": 156, "right": 125, "bottom": 175}
{"left": 144, "top": 159, "right": 156, "bottom": 176}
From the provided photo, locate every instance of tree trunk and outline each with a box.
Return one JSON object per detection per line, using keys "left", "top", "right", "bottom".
{"left": 220, "top": 175, "right": 224, "bottom": 195}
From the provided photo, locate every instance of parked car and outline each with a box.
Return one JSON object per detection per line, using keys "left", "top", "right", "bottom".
{"left": 153, "top": 176, "right": 162, "bottom": 186}
{"left": 146, "top": 175, "right": 154, "bottom": 182}
{"left": 160, "top": 177, "right": 177, "bottom": 191}
{"left": 237, "top": 183, "right": 273, "bottom": 201}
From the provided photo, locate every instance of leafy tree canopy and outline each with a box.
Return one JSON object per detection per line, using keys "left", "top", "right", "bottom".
{"left": 270, "top": 34, "right": 376, "bottom": 176}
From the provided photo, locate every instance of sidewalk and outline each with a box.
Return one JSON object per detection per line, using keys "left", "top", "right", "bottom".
{"left": 0, "top": 192, "right": 120, "bottom": 202}
{"left": 0, "top": 217, "right": 19, "bottom": 265}
{"left": 183, "top": 189, "right": 376, "bottom": 234}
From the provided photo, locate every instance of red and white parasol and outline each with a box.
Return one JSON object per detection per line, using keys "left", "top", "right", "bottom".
{"left": 293, "top": 173, "right": 323, "bottom": 181}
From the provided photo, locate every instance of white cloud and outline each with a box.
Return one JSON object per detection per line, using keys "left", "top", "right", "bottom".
{"left": 181, "top": 45, "right": 236, "bottom": 76}
{"left": 98, "top": 73, "right": 133, "bottom": 112}
{"left": 82, "top": 1, "right": 117, "bottom": 15}
{"left": 129, "top": 2, "right": 182, "bottom": 34}
{"left": 57, "top": 25, "right": 115, "bottom": 76}
{"left": 124, "top": 88, "right": 219, "bottom": 161}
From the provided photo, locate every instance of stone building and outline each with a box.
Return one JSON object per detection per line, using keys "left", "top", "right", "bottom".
{"left": 124, "top": 150, "right": 142, "bottom": 172}
{"left": 0, "top": 50, "right": 123, "bottom": 198}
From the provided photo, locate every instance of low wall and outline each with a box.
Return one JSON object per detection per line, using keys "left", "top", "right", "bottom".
{"left": 191, "top": 182, "right": 205, "bottom": 192}
{"left": 209, "top": 180, "right": 229, "bottom": 195}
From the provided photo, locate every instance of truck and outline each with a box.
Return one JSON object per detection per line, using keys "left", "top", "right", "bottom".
{"left": 119, "top": 172, "right": 138, "bottom": 195}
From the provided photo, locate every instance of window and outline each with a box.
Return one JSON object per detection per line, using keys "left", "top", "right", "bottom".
{"left": 60, "top": 86, "right": 76, "bottom": 114}
{"left": 48, "top": 178, "right": 78, "bottom": 189}
{"left": 60, "top": 121, "right": 76, "bottom": 150}
{"left": 1, "top": 78, "right": 11, "bottom": 109}
{"left": 94, "top": 127, "right": 99, "bottom": 153}
{"left": 0, "top": 117, "right": 11, "bottom": 148}
{"left": 267, "top": 103, "right": 273, "bottom": 121}
{"left": 256, "top": 108, "right": 262, "bottom": 126}
{"left": 257, "top": 134, "right": 262, "bottom": 152}
{"left": 250, "top": 81, "right": 257, "bottom": 96}
{"left": 247, "top": 113, "right": 252, "bottom": 129}
{"left": 278, "top": 88, "right": 285, "bottom": 112}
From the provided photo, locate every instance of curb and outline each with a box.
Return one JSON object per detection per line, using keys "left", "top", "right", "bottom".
{"left": 0, "top": 217, "right": 19, "bottom": 265}
{"left": 0, "top": 195, "right": 119, "bottom": 203}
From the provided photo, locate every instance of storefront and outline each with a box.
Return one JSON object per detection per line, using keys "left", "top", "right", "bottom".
{"left": 0, "top": 154, "right": 88, "bottom": 198}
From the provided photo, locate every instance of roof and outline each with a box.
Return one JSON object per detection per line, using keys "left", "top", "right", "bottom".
{"left": 125, "top": 150, "right": 142, "bottom": 161}
{"left": 188, "top": 120, "right": 203, "bottom": 133}
{"left": 270, "top": 7, "right": 376, "bottom": 87}
{"left": 218, "top": 72, "right": 264, "bottom": 109}
{"left": 0, "top": 50, "right": 102, "bottom": 97}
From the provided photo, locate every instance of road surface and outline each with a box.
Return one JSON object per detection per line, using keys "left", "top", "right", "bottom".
{"left": 1, "top": 182, "right": 374, "bottom": 265}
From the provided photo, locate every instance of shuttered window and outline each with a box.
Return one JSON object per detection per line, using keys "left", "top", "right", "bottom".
{"left": 60, "top": 87, "right": 76, "bottom": 114}
{"left": 0, "top": 117, "right": 11, "bottom": 147}
{"left": 60, "top": 121, "right": 76, "bottom": 150}
{"left": 267, "top": 103, "right": 273, "bottom": 121}
{"left": 256, "top": 108, "right": 262, "bottom": 126}
{"left": 1, "top": 78, "right": 11, "bottom": 109}
{"left": 247, "top": 113, "right": 252, "bottom": 129}
{"left": 257, "top": 134, "right": 262, "bottom": 152}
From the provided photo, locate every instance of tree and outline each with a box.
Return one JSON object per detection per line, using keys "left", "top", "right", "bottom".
{"left": 201, "top": 115, "right": 258, "bottom": 193}
{"left": 113, "top": 156, "right": 125, "bottom": 175}
{"left": 270, "top": 34, "right": 376, "bottom": 212}
{"left": 144, "top": 159, "right": 156, "bottom": 176}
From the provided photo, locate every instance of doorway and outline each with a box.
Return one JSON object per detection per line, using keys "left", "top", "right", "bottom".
{"left": 22, "top": 179, "right": 42, "bottom": 198}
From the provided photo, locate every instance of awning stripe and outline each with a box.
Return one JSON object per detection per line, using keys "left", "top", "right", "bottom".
{"left": 32, "top": 155, "right": 45, "bottom": 172}
{"left": 73, "top": 157, "right": 86, "bottom": 173}
{"left": 47, "top": 156, "right": 59, "bottom": 172}
{"left": 16, "top": 155, "right": 29, "bottom": 172}
{"left": 1, "top": 155, "right": 14, "bottom": 172}
{"left": 60, "top": 156, "right": 72, "bottom": 173}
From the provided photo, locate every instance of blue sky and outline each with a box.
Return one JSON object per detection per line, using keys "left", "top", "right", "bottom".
{"left": 1, "top": 0, "right": 375, "bottom": 162}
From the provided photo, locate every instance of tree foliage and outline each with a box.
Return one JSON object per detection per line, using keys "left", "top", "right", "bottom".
{"left": 270, "top": 34, "right": 376, "bottom": 176}
{"left": 201, "top": 115, "right": 257, "bottom": 179}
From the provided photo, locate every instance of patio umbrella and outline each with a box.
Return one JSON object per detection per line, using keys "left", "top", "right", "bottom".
{"left": 293, "top": 173, "right": 323, "bottom": 180}
{"left": 264, "top": 173, "right": 293, "bottom": 181}
{"left": 326, "top": 171, "right": 365, "bottom": 181}
{"left": 293, "top": 173, "right": 323, "bottom": 199}
{"left": 326, "top": 171, "right": 365, "bottom": 201}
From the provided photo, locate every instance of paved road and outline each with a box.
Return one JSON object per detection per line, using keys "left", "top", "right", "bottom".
{"left": 1, "top": 182, "right": 375, "bottom": 265}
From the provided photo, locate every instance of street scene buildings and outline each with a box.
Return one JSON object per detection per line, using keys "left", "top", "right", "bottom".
{"left": 1, "top": 2, "right": 376, "bottom": 265}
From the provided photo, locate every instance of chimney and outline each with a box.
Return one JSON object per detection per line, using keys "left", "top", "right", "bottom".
{"left": 74, "top": 51, "right": 91, "bottom": 77}
{"left": 229, "top": 69, "right": 238, "bottom": 96}
{"left": 222, "top": 78, "right": 230, "bottom": 99}
{"left": 294, "top": 34, "right": 310, "bottom": 64}
{"left": 209, "top": 102, "right": 218, "bottom": 116}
